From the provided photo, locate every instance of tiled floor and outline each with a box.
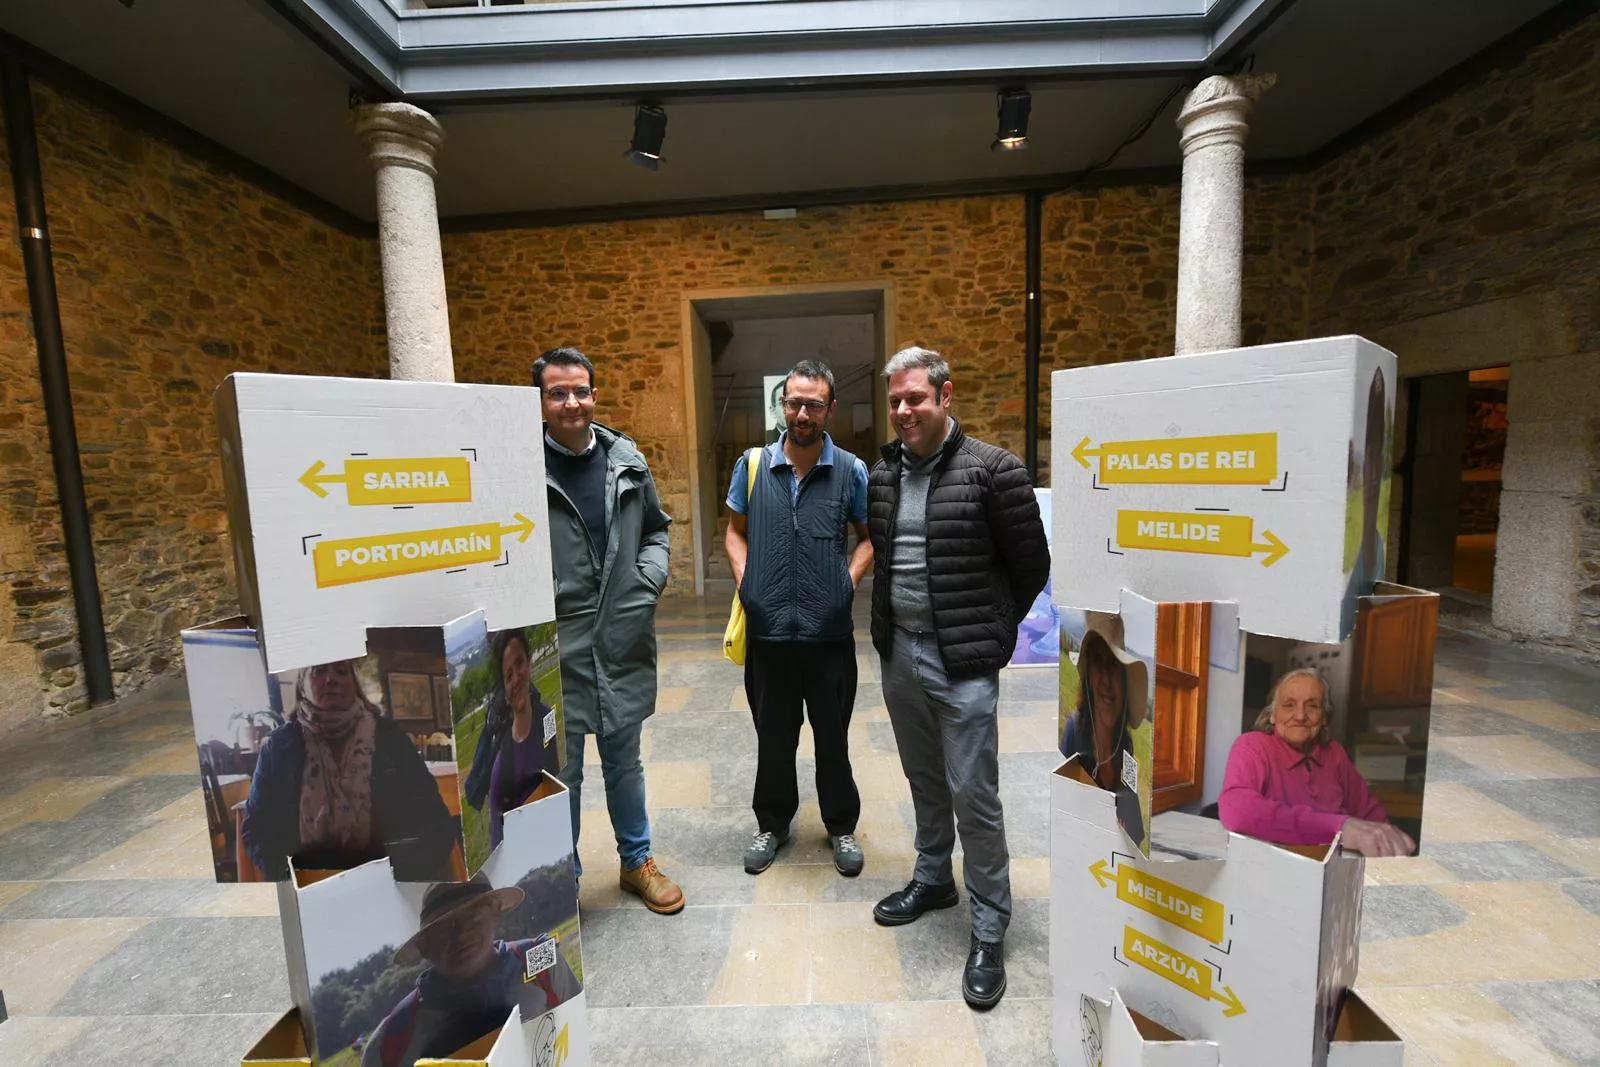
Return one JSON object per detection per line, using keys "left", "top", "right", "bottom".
{"left": 0, "top": 599, "right": 1597, "bottom": 1065}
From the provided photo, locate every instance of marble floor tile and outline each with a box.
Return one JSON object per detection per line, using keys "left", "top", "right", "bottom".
{"left": 1358, "top": 884, "right": 1469, "bottom": 942}
{"left": 1356, "top": 984, "right": 1574, "bottom": 1067}
{"left": 868, "top": 999, "right": 987, "bottom": 1066}
{"left": 1493, "top": 697, "right": 1600, "bottom": 733}
{"left": 579, "top": 903, "right": 735, "bottom": 1008}
{"left": 972, "top": 995, "right": 1054, "bottom": 1065}
{"left": 1559, "top": 878, "right": 1600, "bottom": 917}
{"left": 1431, "top": 735, "right": 1599, "bottom": 781}
{"left": 1417, "top": 781, "right": 1551, "bottom": 845}
{"left": 585, "top": 1003, "right": 871, "bottom": 1065}
{"left": 0, "top": 776, "right": 129, "bottom": 827}
{"left": 0, "top": 877, "right": 227, "bottom": 920}
{"left": 35, "top": 1012, "right": 285, "bottom": 1067}
{"left": 1427, "top": 840, "right": 1583, "bottom": 883}
{"left": 0, "top": 916, "right": 154, "bottom": 1013}
{"left": 0, "top": 1015, "right": 95, "bottom": 1067}
{"left": 809, "top": 901, "right": 905, "bottom": 1003}
{"left": 705, "top": 903, "right": 810, "bottom": 1005}
{"left": 1475, "top": 777, "right": 1600, "bottom": 839}
{"left": 49, "top": 916, "right": 288, "bottom": 1016}
{"left": 1484, "top": 978, "right": 1600, "bottom": 1066}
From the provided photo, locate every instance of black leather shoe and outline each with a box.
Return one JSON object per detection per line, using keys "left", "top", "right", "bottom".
{"left": 962, "top": 935, "right": 1006, "bottom": 1010}
{"left": 872, "top": 879, "right": 959, "bottom": 926}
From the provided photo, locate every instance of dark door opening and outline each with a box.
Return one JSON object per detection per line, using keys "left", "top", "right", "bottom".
{"left": 1398, "top": 365, "right": 1508, "bottom": 599}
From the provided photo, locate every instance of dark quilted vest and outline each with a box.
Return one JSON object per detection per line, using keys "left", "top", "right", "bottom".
{"left": 742, "top": 443, "right": 859, "bottom": 642}
{"left": 868, "top": 421, "right": 1051, "bottom": 678}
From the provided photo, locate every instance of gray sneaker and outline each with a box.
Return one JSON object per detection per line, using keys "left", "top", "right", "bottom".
{"left": 744, "top": 828, "right": 789, "bottom": 874}
{"left": 831, "top": 834, "right": 864, "bottom": 877}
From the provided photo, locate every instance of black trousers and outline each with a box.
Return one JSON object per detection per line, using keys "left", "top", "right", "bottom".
{"left": 745, "top": 638, "right": 861, "bottom": 837}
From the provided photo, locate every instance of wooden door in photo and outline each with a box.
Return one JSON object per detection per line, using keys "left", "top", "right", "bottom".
{"left": 1153, "top": 601, "right": 1211, "bottom": 812}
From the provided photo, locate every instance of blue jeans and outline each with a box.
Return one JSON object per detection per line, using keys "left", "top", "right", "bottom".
{"left": 556, "top": 720, "right": 652, "bottom": 875}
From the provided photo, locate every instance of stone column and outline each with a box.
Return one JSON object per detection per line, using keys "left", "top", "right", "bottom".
{"left": 354, "top": 102, "right": 454, "bottom": 382}
{"left": 1173, "top": 73, "right": 1275, "bottom": 355}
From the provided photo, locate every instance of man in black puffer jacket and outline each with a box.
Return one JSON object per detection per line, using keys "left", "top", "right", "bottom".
{"left": 866, "top": 346, "right": 1049, "bottom": 1011}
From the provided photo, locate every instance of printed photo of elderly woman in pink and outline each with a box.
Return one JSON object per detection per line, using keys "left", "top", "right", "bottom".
{"left": 1218, "top": 667, "right": 1415, "bottom": 857}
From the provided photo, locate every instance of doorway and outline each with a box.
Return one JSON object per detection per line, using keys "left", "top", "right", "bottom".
{"left": 1398, "top": 365, "right": 1509, "bottom": 599}
{"left": 680, "top": 283, "right": 893, "bottom": 595}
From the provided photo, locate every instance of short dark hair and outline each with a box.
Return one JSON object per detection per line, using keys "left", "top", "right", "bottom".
{"left": 532, "top": 347, "right": 595, "bottom": 391}
{"left": 784, "top": 359, "right": 836, "bottom": 405}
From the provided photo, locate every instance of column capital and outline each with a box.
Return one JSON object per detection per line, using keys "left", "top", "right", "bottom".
{"left": 354, "top": 102, "right": 445, "bottom": 178}
{"left": 1176, "top": 72, "right": 1276, "bottom": 156}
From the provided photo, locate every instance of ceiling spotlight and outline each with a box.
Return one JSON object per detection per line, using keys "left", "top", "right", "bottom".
{"left": 992, "top": 89, "right": 1031, "bottom": 152}
{"left": 625, "top": 103, "right": 668, "bottom": 170}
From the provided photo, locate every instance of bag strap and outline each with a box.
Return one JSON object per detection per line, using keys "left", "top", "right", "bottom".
{"left": 744, "top": 446, "right": 760, "bottom": 506}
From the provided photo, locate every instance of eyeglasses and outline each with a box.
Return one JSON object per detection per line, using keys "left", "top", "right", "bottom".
{"left": 547, "top": 387, "right": 594, "bottom": 404}
{"left": 782, "top": 398, "right": 829, "bottom": 415}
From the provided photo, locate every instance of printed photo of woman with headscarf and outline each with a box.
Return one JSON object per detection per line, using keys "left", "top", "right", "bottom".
{"left": 241, "top": 659, "right": 457, "bottom": 881}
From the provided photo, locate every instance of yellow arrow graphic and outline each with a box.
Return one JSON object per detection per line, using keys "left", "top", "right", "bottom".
{"left": 298, "top": 460, "right": 341, "bottom": 499}
{"left": 1252, "top": 529, "right": 1289, "bottom": 568}
{"left": 298, "top": 456, "right": 473, "bottom": 505}
{"left": 1088, "top": 859, "right": 1114, "bottom": 889}
{"left": 1072, "top": 436, "right": 1101, "bottom": 469}
{"left": 553, "top": 1023, "right": 570, "bottom": 1066}
{"left": 1214, "top": 984, "right": 1247, "bottom": 1018}
{"left": 500, "top": 512, "right": 536, "bottom": 544}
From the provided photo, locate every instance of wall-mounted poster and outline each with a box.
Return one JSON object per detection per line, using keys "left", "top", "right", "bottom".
{"left": 763, "top": 373, "right": 788, "bottom": 444}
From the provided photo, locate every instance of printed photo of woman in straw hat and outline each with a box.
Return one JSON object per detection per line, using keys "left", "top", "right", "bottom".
{"left": 361, "top": 873, "right": 581, "bottom": 1067}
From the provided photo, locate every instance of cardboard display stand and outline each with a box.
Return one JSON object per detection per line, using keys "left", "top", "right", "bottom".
{"left": 1050, "top": 337, "right": 1421, "bottom": 1067}
{"left": 215, "top": 373, "right": 554, "bottom": 675}
{"left": 176, "top": 373, "right": 586, "bottom": 1066}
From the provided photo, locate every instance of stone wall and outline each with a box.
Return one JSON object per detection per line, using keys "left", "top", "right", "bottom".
{"left": 1304, "top": 13, "right": 1600, "bottom": 652}
{"left": 443, "top": 197, "right": 1035, "bottom": 592}
{"left": 0, "top": 81, "right": 385, "bottom": 729}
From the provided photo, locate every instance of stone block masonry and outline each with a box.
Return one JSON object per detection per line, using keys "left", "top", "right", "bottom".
{"left": 0, "top": 82, "right": 386, "bottom": 729}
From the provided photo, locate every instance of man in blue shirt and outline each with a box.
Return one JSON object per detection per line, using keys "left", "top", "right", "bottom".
{"left": 724, "top": 360, "right": 873, "bottom": 877}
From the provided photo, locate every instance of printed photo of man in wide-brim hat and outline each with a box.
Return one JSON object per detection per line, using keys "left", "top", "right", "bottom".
{"left": 361, "top": 873, "right": 582, "bottom": 1067}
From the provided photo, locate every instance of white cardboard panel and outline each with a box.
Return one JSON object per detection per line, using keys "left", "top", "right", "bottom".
{"left": 279, "top": 783, "right": 585, "bottom": 1066}
{"left": 217, "top": 373, "right": 555, "bottom": 674}
{"left": 1050, "top": 336, "right": 1397, "bottom": 645}
{"left": 1051, "top": 767, "right": 1365, "bottom": 1067}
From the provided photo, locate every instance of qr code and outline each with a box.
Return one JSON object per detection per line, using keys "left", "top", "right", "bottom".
{"left": 524, "top": 935, "right": 558, "bottom": 981}
{"left": 542, "top": 709, "right": 557, "bottom": 745}
{"left": 1120, "top": 751, "right": 1138, "bottom": 793}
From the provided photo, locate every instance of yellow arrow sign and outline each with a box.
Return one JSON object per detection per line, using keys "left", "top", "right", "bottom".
{"left": 1122, "top": 925, "right": 1247, "bottom": 1018}
{"left": 310, "top": 513, "right": 536, "bottom": 588}
{"left": 1088, "top": 858, "right": 1226, "bottom": 944}
{"left": 298, "top": 456, "right": 473, "bottom": 506}
{"left": 1116, "top": 510, "right": 1289, "bottom": 568}
{"left": 1073, "top": 432, "right": 1278, "bottom": 486}
{"left": 553, "top": 1023, "right": 570, "bottom": 1066}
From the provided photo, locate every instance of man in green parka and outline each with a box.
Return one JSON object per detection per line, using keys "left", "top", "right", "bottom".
{"left": 535, "top": 346, "right": 683, "bottom": 915}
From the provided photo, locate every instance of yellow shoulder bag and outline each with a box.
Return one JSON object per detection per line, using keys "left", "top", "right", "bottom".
{"left": 722, "top": 447, "right": 760, "bottom": 665}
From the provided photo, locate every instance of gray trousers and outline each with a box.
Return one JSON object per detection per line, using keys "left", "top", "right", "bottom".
{"left": 882, "top": 626, "right": 1011, "bottom": 942}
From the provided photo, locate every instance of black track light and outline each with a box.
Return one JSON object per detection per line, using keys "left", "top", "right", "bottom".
{"left": 992, "top": 89, "right": 1031, "bottom": 152}
{"left": 626, "top": 103, "right": 668, "bottom": 170}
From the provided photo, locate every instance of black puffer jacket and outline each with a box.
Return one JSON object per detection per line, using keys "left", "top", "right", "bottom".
{"left": 868, "top": 421, "right": 1050, "bottom": 678}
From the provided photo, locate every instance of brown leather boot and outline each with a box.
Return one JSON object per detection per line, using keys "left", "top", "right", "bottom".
{"left": 619, "top": 857, "right": 685, "bottom": 915}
